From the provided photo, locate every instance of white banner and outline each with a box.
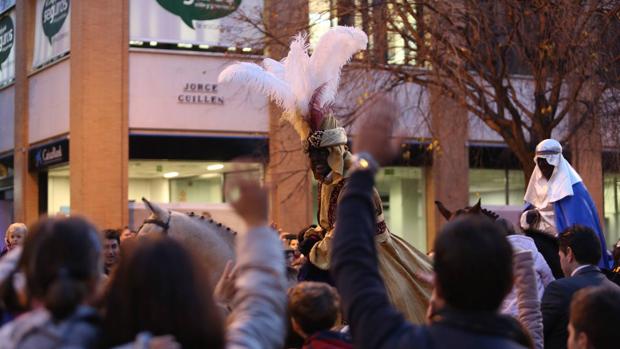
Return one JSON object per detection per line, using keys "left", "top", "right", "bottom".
{"left": 130, "top": 0, "right": 263, "bottom": 48}
{"left": 0, "top": 9, "right": 14, "bottom": 86}
{"left": 129, "top": 52, "right": 268, "bottom": 133}
{"left": 32, "top": 0, "right": 71, "bottom": 69}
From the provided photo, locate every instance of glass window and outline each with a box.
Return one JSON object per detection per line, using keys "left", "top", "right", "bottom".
{"left": 604, "top": 174, "right": 620, "bottom": 247}
{"left": 376, "top": 167, "right": 426, "bottom": 251}
{"left": 311, "top": 166, "right": 427, "bottom": 252}
{"left": 48, "top": 165, "right": 70, "bottom": 215}
{"left": 469, "top": 168, "right": 525, "bottom": 206}
{"left": 128, "top": 160, "right": 263, "bottom": 204}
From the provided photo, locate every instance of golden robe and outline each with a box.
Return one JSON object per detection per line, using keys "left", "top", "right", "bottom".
{"left": 308, "top": 177, "right": 433, "bottom": 324}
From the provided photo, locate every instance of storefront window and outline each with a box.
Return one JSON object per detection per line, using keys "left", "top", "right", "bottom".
{"left": 128, "top": 160, "right": 263, "bottom": 204}
{"left": 469, "top": 168, "right": 525, "bottom": 206}
{"left": 604, "top": 174, "right": 620, "bottom": 247}
{"left": 48, "top": 165, "right": 70, "bottom": 215}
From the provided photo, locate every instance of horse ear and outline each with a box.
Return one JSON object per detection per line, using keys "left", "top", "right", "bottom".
{"left": 142, "top": 197, "right": 167, "bottom": 219}
{"left": 434, "top": 201, "right": 452, "bottom": 221}
{"left": 470, "top": 199, "right": 482, "bottom": 214}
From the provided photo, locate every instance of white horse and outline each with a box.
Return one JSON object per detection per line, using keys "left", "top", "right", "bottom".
{"left": 138, "top": 198, "right": 236, "bottom": 285}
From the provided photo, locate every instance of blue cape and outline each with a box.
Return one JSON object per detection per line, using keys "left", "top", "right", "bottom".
{"left": 527, "top": 182, "right": 611, "bottom": 269}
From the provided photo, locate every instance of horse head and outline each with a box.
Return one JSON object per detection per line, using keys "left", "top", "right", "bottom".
{"left": 434, "top": 199, "right": 499, "bottom": 221}
{"left": 139, "top": 198, "right": 236, "bottom": 285}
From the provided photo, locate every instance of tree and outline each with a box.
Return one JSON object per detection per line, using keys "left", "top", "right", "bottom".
{"left": 235, "top": 0, "right": 620, "bottom": 180}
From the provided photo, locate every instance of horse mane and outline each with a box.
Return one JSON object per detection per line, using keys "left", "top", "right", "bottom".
{"left": 183, "top": 211, "right": 237, "bottom": 235}
{"left": 434, "top": 199, "right": 500, "bottom": 222}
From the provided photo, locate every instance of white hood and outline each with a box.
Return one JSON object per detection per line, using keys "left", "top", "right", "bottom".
{"left": 524, "top": 139, "right": 582, "bottom": 208}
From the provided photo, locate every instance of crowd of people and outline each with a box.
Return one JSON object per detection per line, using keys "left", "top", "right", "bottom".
{"left": 1, "top": 97, "right": 620, "bottom": 349}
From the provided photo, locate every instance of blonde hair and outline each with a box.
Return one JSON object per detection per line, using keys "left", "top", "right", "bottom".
{"left": 4, "top": 223, "right": 28, "bottom": 236}
{"left": 5, "top": 223, "right": 27, "bottom": 242}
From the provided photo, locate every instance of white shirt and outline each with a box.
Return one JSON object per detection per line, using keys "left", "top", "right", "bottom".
{"left": 570, "top": 264, "right": 593, "bottom": 277}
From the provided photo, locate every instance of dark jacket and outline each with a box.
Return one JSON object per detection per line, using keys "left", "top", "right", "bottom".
{"left": 524, "top": 229, "right": 564, "bottom": 280}
{"left": 330, "top": 170, "right": 529, "bottom": 349}
{"left": 302, "top": 330, "right": 352, "bottom": 349}
{"left": 541, "top": 265, "right": 619, "bottom": 349}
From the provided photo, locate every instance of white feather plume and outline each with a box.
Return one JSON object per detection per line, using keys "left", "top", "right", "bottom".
{"left": 309, "top": 26, "right": 368, "bottom": 106}
{"left": 218, "top": 62, "right": 295, "bottom": 112}
{"left": 283, "top": 33, "right": 313, "bottom": 116}
{"left": 217, "top": 26, "right": 368, "bottom": 141}
{"left": 262, "top": 58, "right": 285, "bottom": 80}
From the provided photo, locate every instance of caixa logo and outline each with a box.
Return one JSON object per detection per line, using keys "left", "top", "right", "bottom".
{"left": 35, "top": 146, "right": 63, "bottom": 167}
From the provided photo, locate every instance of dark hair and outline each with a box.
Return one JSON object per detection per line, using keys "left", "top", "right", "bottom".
{"left": 434, "top": 216, "right": 513, "bottom": 311}
{"left": 558, "top": 225, "right": 601, "bottom": 265}
{"left": 570, "top": 286, "right": 620, "bottom": 349}
{"left": 102, "top": 235, "right": 224, "bottom": 349}
{"left": 102, "top": 229, "right": 121, "bottom": 244}
{"left": 25, "top": 217, "right": 102, "bottom": 320}
{"left": 288, "top": 281, "right": 339, "bottom": 335}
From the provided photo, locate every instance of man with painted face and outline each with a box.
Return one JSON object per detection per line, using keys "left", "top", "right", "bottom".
{"left": 219, "top": 26, "right": 432, "bottom": 323}
{"left": 299, "top": 110, "right": 433, "bottom": 325}
{"left": 523, "top": 139, "right": 611, "bottom": 269}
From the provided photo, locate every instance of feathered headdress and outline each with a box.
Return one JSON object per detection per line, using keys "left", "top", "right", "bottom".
{"left": 218, "top": 26, "right": 368, "bottom": 141}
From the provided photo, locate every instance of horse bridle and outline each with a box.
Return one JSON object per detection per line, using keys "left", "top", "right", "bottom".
{"left": 139, "top": 210, "right": 172, "bottom": 235}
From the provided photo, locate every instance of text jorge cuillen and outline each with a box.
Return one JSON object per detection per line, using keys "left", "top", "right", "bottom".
{"left": 178, "top": 82, "right": 225, "bottom": 105}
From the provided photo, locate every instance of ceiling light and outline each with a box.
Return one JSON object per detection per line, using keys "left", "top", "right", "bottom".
{"left": 207, "top": 164, "right": 224, "bottom": 171}
{"left": 163, "top": 171, "right": 179, "bottom": 178}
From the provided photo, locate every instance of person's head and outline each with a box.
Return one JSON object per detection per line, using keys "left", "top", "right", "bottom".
{"left": 288, "top": 281, "right": 340, "bottom": 338}
{"left": 285, "top": 248, "right": 295, "bottom": 265}
{"left": 536, "top": 158, "right": 555, "bottom": 180}
{"left": 103, "top": 235, "right": 224, "bottom": 349}
{"left": 4, "top": 223, "right": 27, "bottom": 250}
{"left": 433, "top": 216, "right": 513, "bottom": 312}
{"left": 289, "top": 238, "right": 299, "bottom": 251}
{"left": 534, "top": 139, "right": 563, "bottom": 180}
{"left": 102, "top": 229, "right": 121, "bottom": 274}
{"left": 24, "top": 217, "right": 102, "bottom": 320}
{"left": 119, "top": 227, "right": 136, "bottom": 243}
{"left": 308, "top": 146, "right": 331, "bottom": 181}
{"left": 558, "top": 225, "right": 601, "bottom": 277}
{"left": 568, "top": 286, "right": 620, "bottom": 349}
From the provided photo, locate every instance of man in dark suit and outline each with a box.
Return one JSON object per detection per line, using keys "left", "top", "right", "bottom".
{"left": 541, "top": 225, "right": 619, "bottom": 349}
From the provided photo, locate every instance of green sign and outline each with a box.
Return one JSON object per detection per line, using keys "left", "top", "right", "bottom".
{"left": 156, "top": 0, "right": 242, "bottom": 29}
{"left": 0, "top": 13, "right": 13, "bottom": 70}
{"left": 42, "top": 0, "right": 70, "bottom": 45}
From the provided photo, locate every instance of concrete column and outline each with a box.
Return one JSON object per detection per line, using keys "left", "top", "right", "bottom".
{"left": 425, "top": 87, "right": 469, "bottom": 250}
{"left": 13, "top": 0, "right": 38, "bottom": 225}
{"left": 69, "top": 0, "right": 128, "bottom": 229}
{"left": 264, "top": 0, "right": 311, "bottom": 234}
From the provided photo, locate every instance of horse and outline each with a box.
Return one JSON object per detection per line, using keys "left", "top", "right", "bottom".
{"left": 434, "top": 199, "right": 500, "bottom": 221}
{"left": 138, "top": 198, "right": 236, "bottom": 286}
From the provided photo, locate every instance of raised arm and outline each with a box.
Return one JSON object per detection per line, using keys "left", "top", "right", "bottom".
{"left": 330, "top": 96, "right": 422, "bottom": 349}
{"left": 226, "top": 181, "right": 287, "bottom": 349}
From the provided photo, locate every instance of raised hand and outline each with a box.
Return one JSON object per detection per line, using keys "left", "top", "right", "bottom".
{"left": 354, "top": 95, "right": 401, "bottom": 165}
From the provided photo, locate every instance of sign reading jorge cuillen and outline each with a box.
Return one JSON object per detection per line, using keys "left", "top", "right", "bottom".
{"left": 156, "top": 0, "right": 242, "bottom": 29}
{"left": 0, "top": 13, "right": 13, "bottom": 70}
{"left": 42, "top": 0, "right": 70, "bottom": 45}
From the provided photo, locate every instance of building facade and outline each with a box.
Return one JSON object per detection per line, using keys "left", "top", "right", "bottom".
{"left": 0, "top": 0, "right": 617, "bottom": 252}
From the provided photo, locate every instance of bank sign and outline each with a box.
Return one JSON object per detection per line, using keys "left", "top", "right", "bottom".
{"left": 0, "top": 8, "right": 14, "bottom": 85}
{"left": 29, "top": 138, "right": 69, "bottom": 171}
{"left": 32, "top": 0, "right": 71, "bottom": 69}
{"left": 130, "top": 0, "right": 262, "bottom": 48}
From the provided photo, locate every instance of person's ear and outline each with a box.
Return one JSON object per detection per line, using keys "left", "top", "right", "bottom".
{"left": 291, "top": 318, "right": 307, "bottom": 339}
{"left": 567, "top": 247, "right": 576, "bottom": 263}
{"left": 576, "top": 331, "right": 589, "bottom": 349}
